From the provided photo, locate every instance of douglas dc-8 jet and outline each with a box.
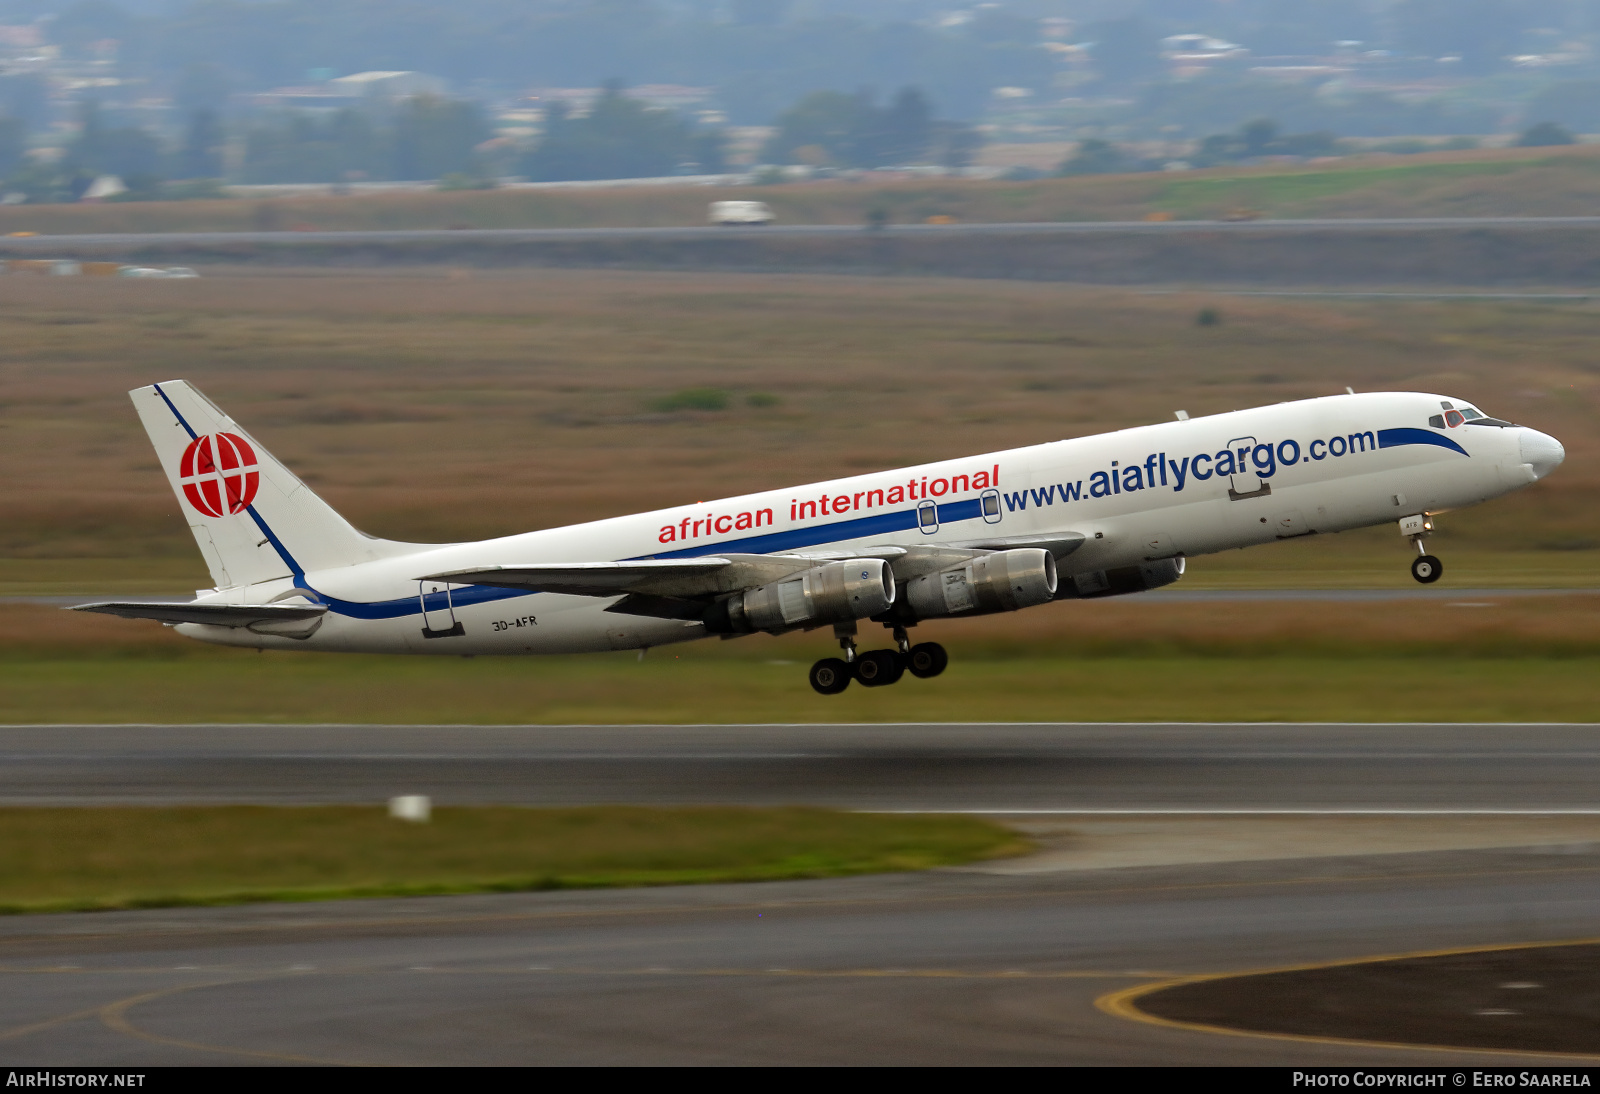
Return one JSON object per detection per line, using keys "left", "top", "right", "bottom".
{"left": 78, "top": 380, "right": 1565, "bottom": 694}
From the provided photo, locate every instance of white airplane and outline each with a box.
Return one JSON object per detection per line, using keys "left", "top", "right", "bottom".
{"left": 78, "top": 380, "right": 1564, "bottom": 694}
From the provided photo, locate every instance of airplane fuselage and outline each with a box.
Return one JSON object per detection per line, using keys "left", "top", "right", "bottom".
{"left": 171, "top": 390, "right": 1560, "bottom": 657}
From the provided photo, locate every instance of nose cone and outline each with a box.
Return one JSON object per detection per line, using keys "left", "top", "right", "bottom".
{"left": 1519, "top": 428, "right": 1566, "bottom": 481}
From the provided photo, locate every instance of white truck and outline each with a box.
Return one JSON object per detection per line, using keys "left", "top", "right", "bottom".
{"left": 709, "top": 200, "right": 774, "bottom": 226}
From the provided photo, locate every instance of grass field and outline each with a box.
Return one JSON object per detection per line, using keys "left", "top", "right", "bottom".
{"left": 1, "top": 145, "right": 1599, "bottom": 236}
{"left": 0, "top": 805, "right": 1026, "bottom": 913}
{"left": 0, "top": 267, "right": 1592, "bottom": 723}
{"left": 5, "top": 594, "right": 1597, "bottom": 723}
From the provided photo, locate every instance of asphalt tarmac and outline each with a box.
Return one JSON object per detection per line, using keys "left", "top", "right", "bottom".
{"left": 3, "top": 722, "right": 1599, "bottom": 809}
{"left": 4, "top": 722, "right": 1599, "bottom": 1064}
{"left": 4, "top": 845, "right": 1599, "bottom": 1064}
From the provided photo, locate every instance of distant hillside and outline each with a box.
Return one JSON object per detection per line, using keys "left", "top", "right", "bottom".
{"left": 3, "top": 145, "right": 1600, "bottom": 235}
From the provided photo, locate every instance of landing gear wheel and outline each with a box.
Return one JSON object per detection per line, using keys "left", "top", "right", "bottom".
{"left": 809, "top": 657, "right": 854, "bottom": 695}
{"left": 1411, "top": 554, "right": 1443, "bottom": 584}
{"left": 907, "top": 642, "right": 948, "bottom": 679}
{"left": 854, "top": 649, "right": 905, "bottom": 687}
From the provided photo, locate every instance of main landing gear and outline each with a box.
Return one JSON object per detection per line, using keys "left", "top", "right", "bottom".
{"left": 1400, "top": 514, "right": 1443, "bottom": 584}
{"left": 808, "top": 623, "right": 947, "bottom": 695}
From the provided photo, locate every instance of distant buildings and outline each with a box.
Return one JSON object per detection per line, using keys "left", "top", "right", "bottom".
{"left": 251, "top": 71, "right": 449, "bottom": 113}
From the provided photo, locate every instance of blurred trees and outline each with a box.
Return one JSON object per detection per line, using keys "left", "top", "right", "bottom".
{"left": 1056, "top": 120, "right": 1344, "bottom": 177}
{"left": 241, "top": 109, "right": 380, "bottom": 183}
{"left": 236, "top": 96, "right": 492, "bottom": 182}
{"left": 520, "top": 83, "right": 692, "bottom": 181}
{"left": 393, "top": 96, "right": 492, "bottom": 181}
{"left": 1056, "top": 138, "right": 1137, "bottom": 176}
{"left": 1131, "top": 78, "right": 1498, "bottom": 138}
{"left": 177, "top": 109, "right": 224, "bottom": 179}
{"left": 1517, "top": 122, "right": 1576, "bottom": 147}
{"left": 1191, "top": 119, "right": 1341, "bottom": 165}
{"left": 64, "top": 101, "right": 163, "bottom": 179}
{"left": 762, "top": 87, "right": 980, "bottom": 168}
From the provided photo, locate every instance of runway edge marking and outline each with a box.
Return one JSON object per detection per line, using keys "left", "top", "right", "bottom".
{"left": 1095, "top": 935, "right": 1600, "bottom": 1061}
{"left": 98, "top": 976, "right": 376, "bottom": 1066}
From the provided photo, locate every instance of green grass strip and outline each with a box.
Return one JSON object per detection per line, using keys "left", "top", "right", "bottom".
{"left": 0, "top": 806, "right": 1029, "bottom": 915}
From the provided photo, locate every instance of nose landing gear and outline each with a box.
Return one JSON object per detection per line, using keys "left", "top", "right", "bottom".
{"left": 1399, "top": 514, "right": 1442, "bottom": 584}
{"left": 1411, "top": 551, "right": 1443, "bottom": 584}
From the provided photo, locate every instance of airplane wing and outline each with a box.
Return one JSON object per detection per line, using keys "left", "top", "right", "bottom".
{"left": 70, "top": 600, "right": 328, "bottom": 628}
{"left": 423, "top": 559, "right": 735, "bottom": 597}
{"left": 423, "top": 554, "right": 820, "bottom": 598}
{"left": 432, "top": 536, "right": 1087, "bottom": 605}
{"left": 948, "top": 532, "right": 1087, "bottom": 559}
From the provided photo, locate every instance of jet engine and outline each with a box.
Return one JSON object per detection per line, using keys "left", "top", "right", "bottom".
{"left": 1055, "top": 557, "right": 1185, "bottom": 599}
{"left": 708, "top": 558, "right": 895, "bottom": 633}
{"left": 898, "top": 548, "right": 1057, "bottom": 620}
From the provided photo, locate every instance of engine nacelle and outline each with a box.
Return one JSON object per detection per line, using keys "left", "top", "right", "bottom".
{"left": 711, "top": 558, "right": 895, "bottom": 633}
{"left": 901, "top": 548, "right": 1057, "bottom": 619}
{"left": 1055, "top": 557, "right": 1185, "bottom": 599}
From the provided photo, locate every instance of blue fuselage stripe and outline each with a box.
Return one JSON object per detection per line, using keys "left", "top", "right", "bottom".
{"left": 1377, "top": 427, "right": 1469, "bottom": 457}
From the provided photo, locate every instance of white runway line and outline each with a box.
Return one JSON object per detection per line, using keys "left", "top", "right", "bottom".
{"left": 868, "top": 808, "right": 1600, "bottom": 815}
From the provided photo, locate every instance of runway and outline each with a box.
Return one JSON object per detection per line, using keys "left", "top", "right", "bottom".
{"left": 3, "top": 722, "right": 1599, "bottom": 809}
{"left": 4, "top": 722, "right": 1599, "bottom": 1064}
{"left": 4, "top": 845, "right": 1599, "bottom": 1064}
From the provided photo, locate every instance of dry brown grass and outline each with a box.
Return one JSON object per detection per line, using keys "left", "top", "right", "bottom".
{"left": 0, "top": 268, "right": 1591, "bottom": 582}
{"left": 1, "top": 144, "right": 1599, "bottom": 235}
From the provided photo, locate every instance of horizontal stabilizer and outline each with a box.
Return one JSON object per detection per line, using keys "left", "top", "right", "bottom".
{"left": 70, "top": 600, "right": 327, "bottom": 629}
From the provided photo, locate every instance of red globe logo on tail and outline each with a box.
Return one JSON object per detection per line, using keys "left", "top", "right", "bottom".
{"left": 179, "top": 432, "right": 260, "bottom": 517}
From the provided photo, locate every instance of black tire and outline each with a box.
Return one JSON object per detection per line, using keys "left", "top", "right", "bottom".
{"left": 809, "top": 657, "right": 853, "bottom": 695}
{"left": 907, "top": 642, "right": 948, "bottom": 679}
{"left": 1411, "top": 554, "right": 1443, "bottom": 584}
{"left": 854, "top": 649, "right": 904, "bottom": 687}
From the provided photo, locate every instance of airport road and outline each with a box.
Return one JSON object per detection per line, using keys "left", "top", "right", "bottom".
{"left": 4, "top": 722, "right": 1600, "bottom": 1064}
{"left": 2, "top": 722, "right": 1600, "bottom": 809}
{"left": 7, "top": 216, "right": 1600, "bottom": 251}
{"left": 3, "top": 846, "right": 1599, "bottom": 1064}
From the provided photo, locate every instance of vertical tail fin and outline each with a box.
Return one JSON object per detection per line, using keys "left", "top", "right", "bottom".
{"left": 133, "top": 380, "right": 422, "bottom": 590}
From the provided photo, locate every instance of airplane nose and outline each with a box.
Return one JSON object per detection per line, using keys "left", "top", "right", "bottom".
{"left": 1519, "top": 428, "right": 1566, "bottom": 481}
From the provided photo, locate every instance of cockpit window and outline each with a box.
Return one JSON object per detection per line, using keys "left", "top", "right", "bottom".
{"left": 1434, "top": 400, "right": 1497, "bottom": 428}
{"left": 1437, "top": 399, "right": 1514, "bottom": 428}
